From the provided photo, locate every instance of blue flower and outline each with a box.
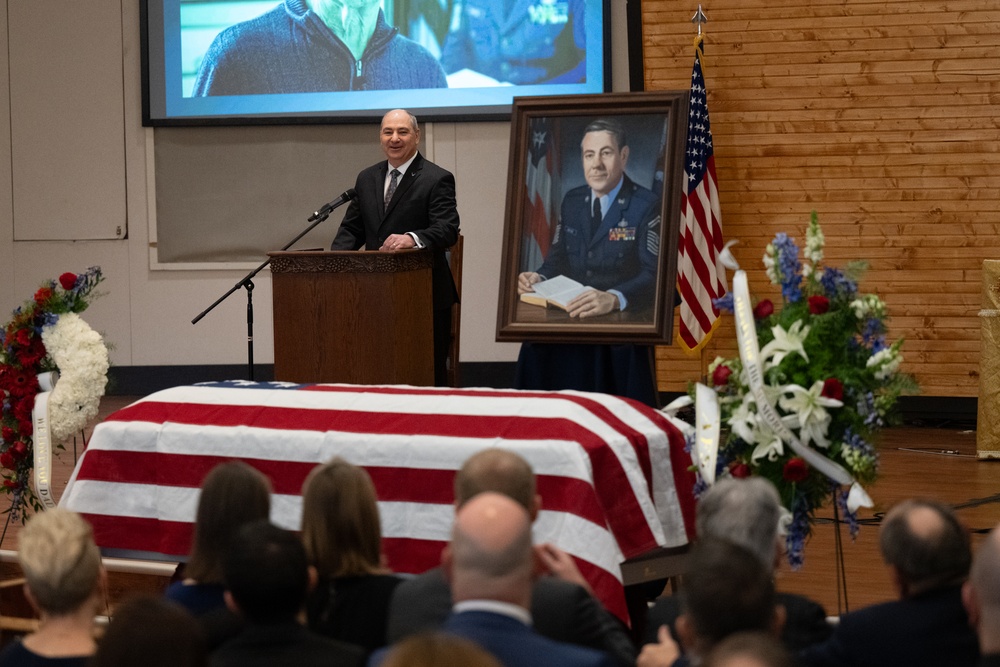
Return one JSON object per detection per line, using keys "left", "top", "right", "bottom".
{"left": 713, "top": 292, "right": 734, "bottom": 314}
{"left": 836, "top": 487, "right": 860, "bottom": 540}
{"left": 785, "top": 495, "right": 811, "bottom": 570}
{"left": 820, "top": 267, "right": 857, "bottom": 298}
{"left": 772, "top": 233, "right": 803, "bottom": 303}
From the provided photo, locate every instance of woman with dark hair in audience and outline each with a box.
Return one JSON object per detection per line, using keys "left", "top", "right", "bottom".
{"left": 301, "top": 457, "right": 402, "bottom": 653}
{"left": 0, "top": 509, "right": 103, "bottom": 666}
{"left": 89, "top": 596, "right": 207, "bottom": 667}
{"left": 164, "top": 460, "right": 271, "bottom": 615}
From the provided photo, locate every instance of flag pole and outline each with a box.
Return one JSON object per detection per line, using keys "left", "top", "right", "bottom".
{"left": 691, "top": 4, "right": 707, "bottom": 36}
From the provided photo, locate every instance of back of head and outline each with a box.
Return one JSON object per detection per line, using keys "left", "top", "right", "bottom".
{"left": 382, "top": 632, "right": 502, "bottom": 667}
{"left": 301, "top": 456, "right": 383, "bottom": 577}
{"left": 91, "top": 596, "right": 207, "bottom": 667}
{"left": 18, "top": 508, "right": 101, "bottom": 616}
{"left": 879, "top": 498, "right": 971, "bottom": 595}
{"left": 454, "top": 448, "right": 536, "bottom": 512}
{"left": 448, "top": 492, "right": 534, "bottom": 604}
{"left": 703, "top": 632, "right": 794, "bottom": 667}
{"left": 681, "top": 538, "right": 776, "bottom": 649}
{"left": 224, "top": 520, "right": 308, "bottom": 624}
{"left": 186, "top": 461, "right": 271, "bottom": 584}
{"left": 696, "top": 477, "right": 782, "bottom": 568}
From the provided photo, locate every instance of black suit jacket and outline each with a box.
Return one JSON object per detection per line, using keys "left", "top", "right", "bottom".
{"left": 798, "top": 584, "right": 979, "bottom": 667}
{"left": 332, "top": 152, "right": 460, "bottom": 311}
{"left": 210, "top": 621, "right": 365, "bottom": 667}
{"left": 644, "top": 591, "right": 832, "bottom": 653}
{"left": 385, "top": 568, "right": 636, "bottom": 667}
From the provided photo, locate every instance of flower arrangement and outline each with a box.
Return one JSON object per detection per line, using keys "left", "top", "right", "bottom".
{"left": 0, "top": 267, "right": 107, "bottom": 519}
{"left": 706, "top": 214, "right": 916, "bottom": 566}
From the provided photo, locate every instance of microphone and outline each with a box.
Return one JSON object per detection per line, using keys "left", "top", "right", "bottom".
{"left": 309, "top": 188, "right": 357, "bottom": 222}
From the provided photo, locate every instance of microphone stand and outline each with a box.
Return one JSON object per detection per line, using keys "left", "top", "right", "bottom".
{"left": 191, "top": 193, "right": 356, "bottom": 381}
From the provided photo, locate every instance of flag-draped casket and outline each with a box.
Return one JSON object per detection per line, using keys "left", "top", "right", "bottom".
{"left": 60, "top": 382, "right": 696, "bottom": 623}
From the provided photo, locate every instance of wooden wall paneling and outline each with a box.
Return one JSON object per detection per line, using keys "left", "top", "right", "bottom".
{"left": 644, "top": 0, "right": 1000, "bottom": 397}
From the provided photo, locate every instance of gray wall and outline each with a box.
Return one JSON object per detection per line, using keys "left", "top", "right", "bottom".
{"left": 0, "top": 0, "right": 631, "bottom": 372}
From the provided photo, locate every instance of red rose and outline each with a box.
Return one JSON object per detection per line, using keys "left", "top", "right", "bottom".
{"left": 712, "top": 365, "right": 733, "bottom": 386}
{"left": 4, "top": 479, "right": 18, "bottom": 489}
{"left": 753, "top": 300, "right": 774, "bottom": 319}
{"left": 14, "top": 328, "right": 31, "bottom": 347}
{"left": 822, "top": 378, "right": 844, "bottom": 402}
{"left": 808, "top": 295, "right": 830, "bottom": 314}
{"left": 0, "top": 452, "right": 14, "bottom": 469}
{"left": 59, "top": 272, "right": 78, "bottom": 290}
{"left": 730, "top": 462, "right": 752, "bottom": 479}
{"left": 34, "top": 287, "right": 52, "bottom": 305}
{"left": 17, "top": 420, "right": 32, "bottom": 437}
{"left": 1, "top": 427, "right": 14, "bottom": 443}
{"left": 11, "top": 441, "right": 27, "bottom": 459}
{"left": 782, "top": 457, "right": 809, "bottom": 483}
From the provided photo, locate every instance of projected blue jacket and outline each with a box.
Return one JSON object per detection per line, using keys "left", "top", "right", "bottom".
{"left": 192, "top": 1, "right": 447, "bottom": 96}
{"left": 440, "top": 0, "right": 586, "bottom": 85}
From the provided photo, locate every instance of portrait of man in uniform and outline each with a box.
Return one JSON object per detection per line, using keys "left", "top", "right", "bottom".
{"left": 497, "top": 94, "right": 688, "bottom": 345}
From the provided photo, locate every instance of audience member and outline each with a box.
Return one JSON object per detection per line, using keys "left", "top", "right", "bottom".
{"left": 385, "top": 448, "right": 635, "bottom": 665}
{"left": 165, "top": 461, "right": 271, "bottom": 616}
{"left": 301, "top": 457, "right": 402, "bottom": 653}
{"left": 380, "top": 632, "right": 502, "bottom": 667}
{"left": 800, "top": 497, "right": 979, "bottom": 666}
{"left": 211, "top": 520, "right": 365, "bottom": 667}
{"left": 0, "top": 509, "right": 103, "bottom": 667}
{"left": 640, "top": 537, "right": 782, "bottom": 667}
{"left": 413, "top": 491, "right": 614, "bottom": 667}
{"left": 643, "top": 477, "right": 829, "bottom": 652}
{"left": 89, "top": 596, "right": 206, "bottom": 667}
{"left": 702, "top": 632, "right": 794, "bottom": 667}
{"left": 963, "top": 522, "right": 1000, "bottom": 666}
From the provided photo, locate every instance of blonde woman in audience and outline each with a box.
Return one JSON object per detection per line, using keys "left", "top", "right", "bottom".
{"left": 89, "top": 596, "right": 207, "bottom": 667}
{"left": 381, "top": 633, "right": 502, "bottom": 667}
{"left": 300, "top": 457, "right": 402, "bottom": 653}
{"left": 165, "top": 460, "right": 271, "bottom": 615}
{"left": 0, "top": 509, "right": 104, "bottom": 667}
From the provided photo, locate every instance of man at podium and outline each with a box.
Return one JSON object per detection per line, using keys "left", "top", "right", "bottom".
{"left": 331, "top": 108, "right": 460, "bottom": 386}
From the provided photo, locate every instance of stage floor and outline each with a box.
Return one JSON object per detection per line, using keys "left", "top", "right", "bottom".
{"left": 2, "top": 395, "right": 998, "bottom": 618}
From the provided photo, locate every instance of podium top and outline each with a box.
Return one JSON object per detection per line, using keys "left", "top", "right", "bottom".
{"left": 268, "top": 249, "right": 433, "bottom": 274}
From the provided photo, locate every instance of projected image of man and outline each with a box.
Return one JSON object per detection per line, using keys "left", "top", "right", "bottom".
{"left": 193, "top": 0, "right": 447, "bottom": 95}
{"left": 440, "top": 0, "right": 586, "bottom": 86}
{"left": 517, "top": 118, "right": 662, "bottom": 319}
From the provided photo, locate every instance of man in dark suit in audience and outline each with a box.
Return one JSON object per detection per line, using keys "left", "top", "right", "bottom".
{"left": 963, "top": 523, "right": 1000, "bottom": 666}
{"left": 799, "top": 498, "right": 979, "bottom": 667}
{"left": 438, "top": 491, "right": 615, "bottom": 667}
{"left": 385, "top": 448, "right": 636, "bottom": 666}
{"left": 643, "top": 477, "right": 830, "bottom": 653}
{"left": 211, "top": 520, "right": 365, "bottom": 667}
{"left": 638, "top": 537, "right": 785, "bottom": 667}
{"left": 331, "top": 108, "right": 460, "bottom": 386}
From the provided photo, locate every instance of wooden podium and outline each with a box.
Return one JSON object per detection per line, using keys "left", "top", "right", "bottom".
{"left": 269, "top": 250, "right": 434, "bottom": 385}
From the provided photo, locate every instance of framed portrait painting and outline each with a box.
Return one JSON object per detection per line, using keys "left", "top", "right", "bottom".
{"left": 495, "top": 92, "right": 689, "bottom": 344}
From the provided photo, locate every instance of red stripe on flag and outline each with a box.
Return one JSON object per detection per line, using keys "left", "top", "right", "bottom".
{"left": 105, "top": 399, "right": 659, "bottom": 556}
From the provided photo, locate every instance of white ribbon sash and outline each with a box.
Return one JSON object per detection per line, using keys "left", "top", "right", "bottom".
{"left": 31, "top": 371, "right": 59, "bottom": 510}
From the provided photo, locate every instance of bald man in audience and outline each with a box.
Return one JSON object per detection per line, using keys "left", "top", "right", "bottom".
{"left": 436, "top": 492, "right": 615, "bottom": 667}
{"left": 962, "top": 523, "right": 1000, "bottom": 666}
{"left": 386, "top": 448, "right": 635, "bottom": 665}
{"left": 800, "top": 498, "right": 979, "bottom": 667}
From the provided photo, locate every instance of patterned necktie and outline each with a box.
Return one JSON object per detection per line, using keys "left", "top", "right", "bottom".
{"left": 591, "top": 196, "right": 602, "bottom": 238}
{"left": 386, "top": 169, "right": 400, "bottom": 206}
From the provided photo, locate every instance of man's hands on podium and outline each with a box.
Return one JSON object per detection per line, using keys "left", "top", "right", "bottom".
{"left": 380, "top": 233, "right": 415, "bottom": 252}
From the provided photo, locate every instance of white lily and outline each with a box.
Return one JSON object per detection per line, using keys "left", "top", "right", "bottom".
{"left": 760, "top": 320, "right": 811, "bottom": 368}
{"left": 750, "top": 419, "right": 785, "bottom": 462}
{"left": 778, "top": 381, "right": 843, "bottom": 448}
{"left": 728, "top": 392, "right": 758, "bottom": 444}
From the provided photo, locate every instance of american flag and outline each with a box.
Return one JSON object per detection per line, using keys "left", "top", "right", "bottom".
{"left": 522, "top": 117, "right": 560, "bottom": 271}
{"left": 678, "top": 35, "right": 727, "bottom": 351}
{"left": 60, "top": 382, "right": 695, "bottom": 624}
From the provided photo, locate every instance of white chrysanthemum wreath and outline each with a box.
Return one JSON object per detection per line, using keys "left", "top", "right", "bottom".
{"left": 41, "top": 313, "right": 109, "bottom": 441}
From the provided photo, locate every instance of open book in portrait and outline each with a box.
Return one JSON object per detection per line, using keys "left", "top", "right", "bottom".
{"left": 519, "top": 275, "right": 595, "bottom": 311}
